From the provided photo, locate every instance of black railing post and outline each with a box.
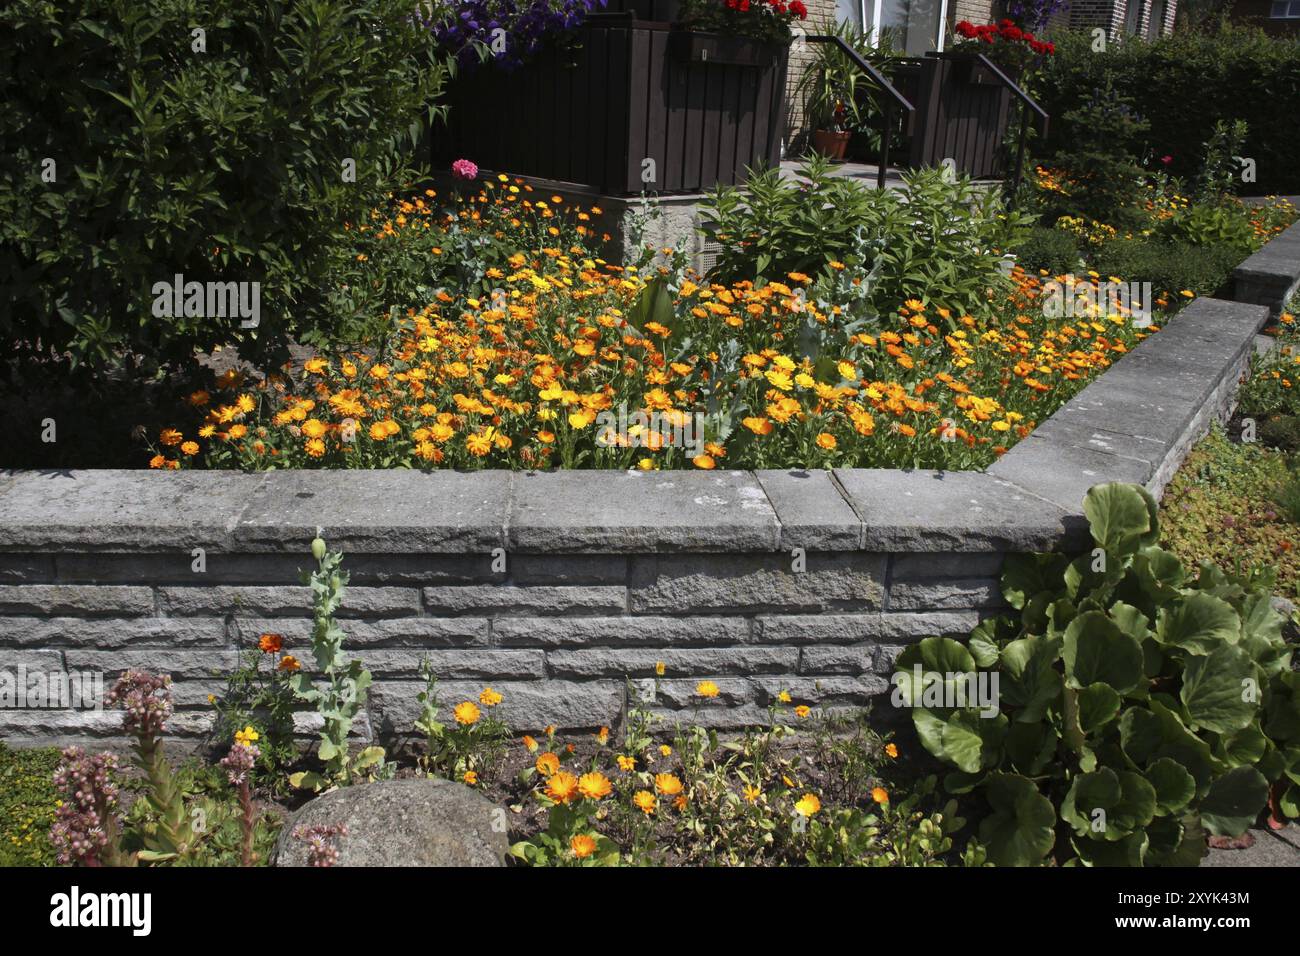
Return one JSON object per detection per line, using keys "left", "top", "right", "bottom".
{"left": 879, "top": 100, "right": 892, "bottom": 190}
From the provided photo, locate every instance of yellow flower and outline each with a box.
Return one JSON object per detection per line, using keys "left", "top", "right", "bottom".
{"left": 885, "top": 743, "right": 899, "bottom": 758}
{"left": 655, "top": 661, "right": 666, "bottom": 676}
{"left": 578, "top": 772, "right": 613, "bottom": 800}
{"left": 594, "top": 726, "right": 610, "bottom": 745}
{"left": 777, "top": 690, "right": 792, "bottom": 704}
{"left": 534, "top": 752, "right": 563, "bottom": 778}
{"left": 815, "top": 432, "right": 837, "bottom": 451}
{"left": 794, "top": 793, "right": 821, "bottom": 817}
{"left": 794, "top": 705, "right": 811, "bottom": 719}
{"left": 872, "top": 786, "right": 890, "bottom": 804}
{"left": 570, "top": 834, "right": 597, "bottom": 859}
{"left": 696, "top": 680, "right": 720, "bottom": 698}
{"left": 463, "top": 770, "right": 478, "bottom": 785}
{"left": 234, "top": 726, "right": 259, "bottom": 747}
{"left": 659, "top": 744, "right": 672, "bottom": 757}
{"left": 479, "top": 686, "right": 503, "bottom": 707}
{"left": 617, "top": 755, "right": 637, "bottom": 772}
{"left": 522, "top": 735, "right": 539, "bottom": 753}
{"left": 742, "top": 785, "right": 762, "bottom": 803}
{"left": 453, "top": 701, "right": 481, "bottom": 725}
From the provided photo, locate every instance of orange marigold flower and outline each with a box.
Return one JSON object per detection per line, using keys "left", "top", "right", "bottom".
{"left": 258, "top": 633, "right": 283, "bottom": 654}
{"left": 278, "top": 655, "right": 301, "bottom": 672}
{"left": 453, "top": 701, "right": 481, "bottom": 725}
{"left": 872, "top": 786, "right": 890, "bottom": 804}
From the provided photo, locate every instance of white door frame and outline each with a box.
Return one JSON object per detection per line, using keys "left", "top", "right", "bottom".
{"left": 863, "top": 0, "right": 949, "bottom": 52}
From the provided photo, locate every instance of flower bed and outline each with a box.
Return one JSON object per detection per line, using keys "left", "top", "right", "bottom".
{"left": 148, "top": 169, "right": 1160, "bottom": 473}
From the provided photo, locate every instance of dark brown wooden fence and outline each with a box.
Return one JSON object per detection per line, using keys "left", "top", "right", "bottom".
{"left": 434, "top": 18, "right": 789, "bottom": 196}
{"left": 905, "top": 53, "right": 1016, "bottom": 180}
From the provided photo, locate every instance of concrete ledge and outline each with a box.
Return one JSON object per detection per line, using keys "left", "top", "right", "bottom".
{"left": 1233, "top": 218, "right": 1300, "bottom": 317}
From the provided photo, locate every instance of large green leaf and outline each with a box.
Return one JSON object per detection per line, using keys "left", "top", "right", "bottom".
{"left": 1001, "top": 552, "right": 1067, "bottom": 610}
{"left": 1063, "top": 611, "right": 1144, "bottom": 694}
{"left": 1146, "top": 757, "right": 1196, "bottom": 815}
{"left": 1084, "top": 483, "right": 1158, "bottom": 556}
{"left": 1179, "top": 643, "right": 1257, "bottom": 734}
{"left": 1156, "top": 592, "right": 1240, "bottom": 655}
{"left": 1198, "top": 766, "right": 1269, "bottom": 837}
{"left": 978, "top": 772, "right": 1056, "bottom": 867}
{"left": 999, "top": 635, "right": 1063, "bottom": 723}
{"left": 1077, "top": 682, "right": 1122, "bottom": 735}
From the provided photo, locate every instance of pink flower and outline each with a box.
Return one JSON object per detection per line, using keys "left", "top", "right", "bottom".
{"left": 1160, "top": 155, "right": 1173, "bottom": 165}
{"left": 451, "top": 158, "right": 478, "bottom": 181}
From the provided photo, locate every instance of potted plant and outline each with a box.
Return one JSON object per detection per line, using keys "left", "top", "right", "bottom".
{"left": 949, "top": 19, "right": 1055, "bottom": 84}
{"left": 796, "top": 19, "right": 878, "bottom": 161}
{"left": 671, "top": 0, "right": 807, "bottom": 66}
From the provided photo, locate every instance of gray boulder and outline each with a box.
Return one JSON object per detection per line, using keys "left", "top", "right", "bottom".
{"left": 272, "top": 777, "right": 509, "bottom": 867}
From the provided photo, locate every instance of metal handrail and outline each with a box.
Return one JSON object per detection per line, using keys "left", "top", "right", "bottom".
{"left": 804, "top": 34, "right": 914, "bottom": 189}
{"left": 969, "top": 53, "right": 1048, "bottom": 203}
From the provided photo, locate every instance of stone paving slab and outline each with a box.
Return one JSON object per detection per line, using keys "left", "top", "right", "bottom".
{"left": 1234, "top": 217, "right": 1300, "bottom": 316}
{"left": 507, "top": 469, "right": 780, "bottom": 552}
{"left": 755, "top": 469, "right": 861, "bottom": 551}
{"left": 834, "top": 469, "right": 1080, "bottom": 552}
{"left": 0, "top": 470, "right": 264, "bottom": 551}
{"left": 233, "top": 469, "right": 512, "bottom": 553}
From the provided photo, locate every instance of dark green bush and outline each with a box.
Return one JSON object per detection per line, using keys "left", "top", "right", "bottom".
{"left": 1013, "top": 227, "right": 1082, "bottom": 276}
{"left": 1089, "top": 238, "right": 1243, "bottom": 303}
{"left": 1035, "top": 25, "right": 1300, "bottom": 196}
{"left": 0, "top": 0, "right": 449, "bottom": 371}
{"left": 1257, "top": 415, "right": 1300, "bottom": 454}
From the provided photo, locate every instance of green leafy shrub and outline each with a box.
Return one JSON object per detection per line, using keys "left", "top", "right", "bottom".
{"left": 1035, "top": 25, "right": 1300, "bottom": 196}
{"left": 699, "top": 156, "right": 1032, "bottom": 317}
{"left": 1256, "top": 415, "right": 1300, "bottom": 454}
{"left": 0, "top": 0, "right": 449, "bottom": 370}
{"left": 1159, "top": 203, "right": 1257, "bottom": 254}
{"left": 1013, "top": 227, "right": 1082, "bottom": 277}
{"left": 896, "top": 482, "right": 1294, "bottom": 866}
{"left": 0, "top": 745, "right": 60, "bottom": 866}
{"left": 1089, "top": 238, "right": 1241, "bottom": 303}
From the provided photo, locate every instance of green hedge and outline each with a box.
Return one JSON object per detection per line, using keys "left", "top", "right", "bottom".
{"left": 0, "top": 0, "right": 448, "bottom": 371}
{"left": 1034, "top": 25, "right": 1300, "bottom": 196}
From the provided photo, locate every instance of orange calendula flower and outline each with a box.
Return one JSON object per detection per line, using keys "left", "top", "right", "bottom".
{"left": 794, "top": 793, "right": 821, "bottom": 817}
{"left": 578, "top": 772, "right": 613, "bottom": 800}
{"left": 278, "top": 655, "right": 301, "bottom": 672}
{"left": 536, "top": 752, "right": 561, "bottom": 777}
{"left": 617, "top": 755, "right": 636, "bottom": 772}
{"left": 479, "top": 686, "right": 503, "bottom": 707}
{"left": 872, "top": 787, "right": 890, "bottom": 804}
{"left": 696, "top": 680, "right": 720, "bottom": 698}
{"left": 655, "top": 773, "right": 684, "bottom": 796}
{"left": 885, "top": 743, "right": 899, "bottom": 758}
{"left": 522, "top": 735, "right": 539, "bottom": 752}
{"left": 633, "top": 790, "right": 657, "bottom": 815}
{"left": 546, "top": 770, "right": 581, "bottom": 803}
{"left": 570, "top": 834, "right": 597, "bottom": 859}
{"left": 453, "top": 701, "right": 481, "bottom": 725}
{"left": 257, "top": 633, "right": 283, "bottom": 654}
{"left": 794, "top": 705, "right": 811, "bottom": 719}
{"left": 463, "top": 770, "right": 478, "bottom": 785}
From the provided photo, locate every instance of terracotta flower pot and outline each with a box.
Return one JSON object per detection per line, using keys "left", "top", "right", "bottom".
{"left": 811, "top": 129, "right": 851, "bottom": 161}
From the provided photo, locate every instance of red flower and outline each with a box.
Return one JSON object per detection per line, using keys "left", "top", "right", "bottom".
{"left": 789, "top": 0, "right": 807, "bottom": 17}
{"left": 956, "top": 20, "right": 977, "bottom": 37}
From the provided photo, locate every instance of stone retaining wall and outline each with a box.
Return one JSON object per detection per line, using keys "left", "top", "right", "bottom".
{"left": 0, "top": 294, "right": 1279, "bottom": 748}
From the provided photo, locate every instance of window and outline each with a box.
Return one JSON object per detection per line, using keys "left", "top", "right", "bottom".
{"left": 1272, "top": 0, "right": 1300, "bottom": 17}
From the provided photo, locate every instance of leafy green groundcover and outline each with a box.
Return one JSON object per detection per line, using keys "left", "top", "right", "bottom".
{"left": 897, "top": 483, "right": 1300, "bottom": 866}
{"left": 0, "top": 744, "right": 60, "bottom": 866}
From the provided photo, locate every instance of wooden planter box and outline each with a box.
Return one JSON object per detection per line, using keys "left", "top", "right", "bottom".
{"left": 434, "top": 18, "right": 789, "bottom": 196}
{"left": 669, "top": 29, "right": 784, "bottom": 67}
{"left": 907, "top": 53, "right": 1016, "bottom": 180}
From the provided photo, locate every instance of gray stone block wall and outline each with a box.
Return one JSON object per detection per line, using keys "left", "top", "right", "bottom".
{"left": 0, "top": 292, "right": 1283, "bottom": 749}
